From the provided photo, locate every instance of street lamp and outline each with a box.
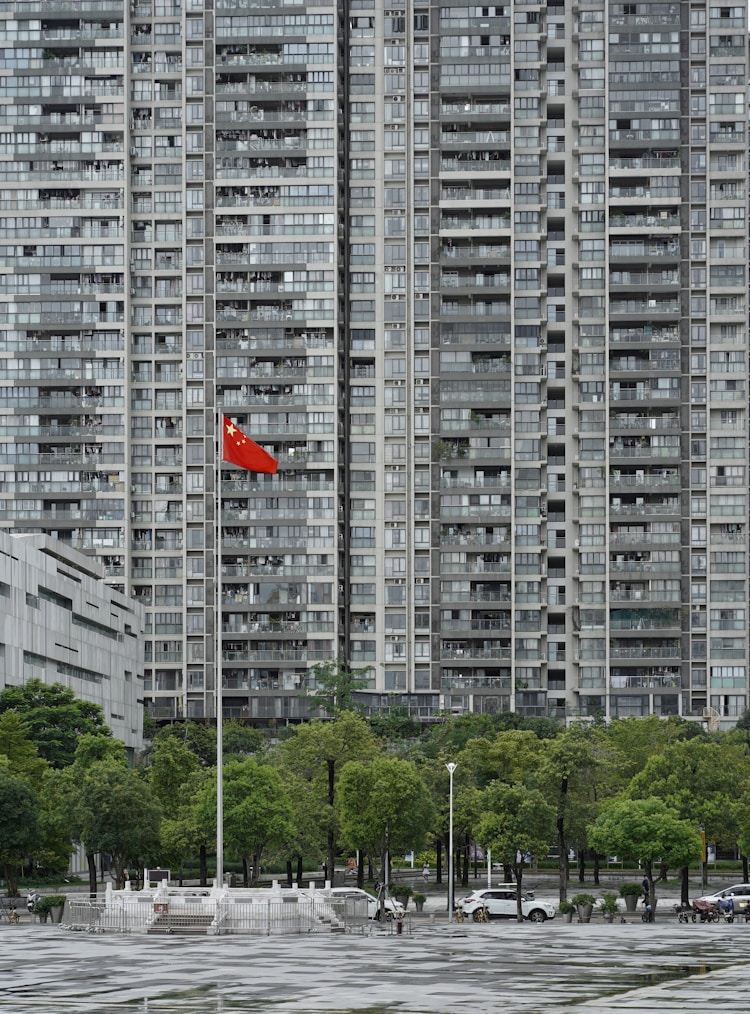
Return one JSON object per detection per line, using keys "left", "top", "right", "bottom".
{"left": 446, "top": 761, "right": 457, "bottom": 922}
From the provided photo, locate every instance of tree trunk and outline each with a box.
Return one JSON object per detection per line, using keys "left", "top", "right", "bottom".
{"left": 199, "top": 843, "right": 207, "bottom": 887}
{"left": 326, "top": 757, "right": 336, "bottom": 887}
{"left": 286, "top": 859, "right": 293, "bottom": 888}
{"left": 556, "top": 776, "right": 568, "bottom": 902}
{"left": 461, "top": 833, "right": 469, "bottom": 887}
{"left": 357, "top": 850, "right": 365, "bottom": 889}
{"left": 436, "top": 839, "right": 443, "bottom": 884}
{"left": 3, "top": 862, "right": 20, "bottom": 897}
{"left": 593, "top": 853, "right": 600, "bottom": 886}
{"left": 659, "top": 861, "right": 668, "bottom": 881}
{"left": 87, "top": 851, "right": 98, "bottom": 899}
{"left": 296, "top": 854, "right": 303, "bottom": 887}
{"left": 743, "top": 854, "right": 749, "bottom": 882}
{"left": 680, "top": 865, "right": 690, "bottom": 906}
{"left": 253, "top": 852, "right": 260, "bottom": 886}
{"left": 242, "top": 855, "right": 249, "bottom": 887}
{"left": 578, "top": 851, "right": 586, "bottom": 883}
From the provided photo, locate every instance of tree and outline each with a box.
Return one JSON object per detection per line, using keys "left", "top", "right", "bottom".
{"left": 223, "top": 718, "right": 265, "bottom": 758}
{"left": 478, "top": 782, "right": 556, "bottom": 921}
{"left": 306, "top": 657, "right": 372, "bottom": 716}
{"left": 603, "top": 715, "right": 701, "bottom": 784}
{"left": 0, "top": 711, "right": 48, "bottom": 789}
{"left": 338, "top": 755, "right": 435, "bottom": 910}
{"left": 0, "top": 678, "right": 110, "bottom": 768}
{"left": 277, "top": 712, "right": 377, "bottom": 882}
{"left": 147, "top": 720, "right": 217, "bottom": 767}
{"left": 195, "top": 758, "right": 294, "bottom": 886}
{"left": 0, "top": 765, "right": 40, "bottom": 895}
{"left": 627, "top": 738, "right": 750, "bottom": 901}
{"left": 146, "top": 737, "right": 199, "bottom": 821}
{"left": 539, "top": 725, "right": 611, "bottom": 900}
{"left": 588, "top": 796, "right": 701, "bottom": 919}
{"left": 77, "top": 762, "right": 162, "bottom": 888}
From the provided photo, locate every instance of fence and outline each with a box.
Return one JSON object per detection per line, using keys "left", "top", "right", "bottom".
{"left": 63, "top": 891, "right": 396, "bottom": 936}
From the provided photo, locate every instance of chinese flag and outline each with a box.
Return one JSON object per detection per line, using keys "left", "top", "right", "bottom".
{"left": 222, "top": 416, "right": 278, "bottom": 474}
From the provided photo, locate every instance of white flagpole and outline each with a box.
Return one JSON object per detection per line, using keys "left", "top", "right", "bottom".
{"left": 216, "top": 408, "right": 224, "bottom": 888}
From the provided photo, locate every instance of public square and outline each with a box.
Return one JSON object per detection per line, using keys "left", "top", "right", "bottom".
{"left": 2, "top": 914, "right": 749, "bottom": 1013}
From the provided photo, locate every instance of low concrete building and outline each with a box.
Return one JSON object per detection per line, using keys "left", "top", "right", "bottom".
{"left": 0, "top": 532, "right": 145, "bottom": 757}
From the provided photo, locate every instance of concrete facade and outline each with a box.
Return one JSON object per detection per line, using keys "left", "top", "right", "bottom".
{"left": 0, "top": 531, "right": 144, "bottom": 754}
{"left": 0, "top": 2, "right": 747, "bottom": 728}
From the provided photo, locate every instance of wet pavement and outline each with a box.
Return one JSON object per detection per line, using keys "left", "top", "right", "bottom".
{"left": 1, "top": 915, "right": 749, "bottom": 1013}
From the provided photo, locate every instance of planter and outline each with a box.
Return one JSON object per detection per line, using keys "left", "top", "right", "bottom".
{"left": 50, "top": 905, "right": 65, "bottom": 924}
{"left": 564, "top": 911, "right": 574, "bottom": 924}
{"left": 414, "top": 900, "right": 425, "bottom": 912}
{"left": 577, "top": 904, "right": 593, "bottom": 923}
{"left": 604, "top": 913, "right": 615, "bottom": 923}
{"left": 624, "top": 895, "right": 638, "bottom": 913}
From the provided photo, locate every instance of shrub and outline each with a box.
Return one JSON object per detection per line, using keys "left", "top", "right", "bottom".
{"left": 599, "top": 892, "right": 620, "bottom": 915}
{"left": 34, "top": 895, "right": 66, "bottom": 917}
{"left": 571, "top": 893, "right": 596, "bottom": 908}
{"left": 619, "top": 882, "right": 644, "bottom": 897}
{"left": 558, "top": 899, "right": 576, "bottom": 915}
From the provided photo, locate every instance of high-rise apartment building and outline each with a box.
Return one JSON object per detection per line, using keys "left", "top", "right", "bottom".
{"left": 0, "top": 1, "right": 747, "bottom": 728}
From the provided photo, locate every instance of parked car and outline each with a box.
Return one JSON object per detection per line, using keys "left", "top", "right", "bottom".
{"left": 695, "top": 884, "right": 750, "bottom": 914}
{"left": 458, "top": 887, "right": 555, "bottom": 922}
{"left": 326, "top": 887, "right": 405, "bottom": 921}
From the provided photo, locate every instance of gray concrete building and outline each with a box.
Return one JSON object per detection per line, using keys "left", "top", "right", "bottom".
{"left": 0, "top": 531, "right": 144, "bottom": 754}
{"left": 0, "top": 2, "right": 747, "bottom": 729}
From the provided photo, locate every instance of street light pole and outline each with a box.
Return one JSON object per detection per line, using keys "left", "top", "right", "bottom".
{"left": 446, "top": 761, "right": 457, "bottom": 923}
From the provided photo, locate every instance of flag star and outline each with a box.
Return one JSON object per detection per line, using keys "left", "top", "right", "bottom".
{"left": 226, "top": 423, "right": 237, "bottom": 437}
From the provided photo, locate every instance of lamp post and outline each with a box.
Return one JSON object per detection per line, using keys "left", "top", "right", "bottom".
{"left": 446, "top": 761, "right": 457, "bottom": 922}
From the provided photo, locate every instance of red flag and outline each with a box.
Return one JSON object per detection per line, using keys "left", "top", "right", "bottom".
{"left": 222, "top": 416, "right": 278, "bottom": 474}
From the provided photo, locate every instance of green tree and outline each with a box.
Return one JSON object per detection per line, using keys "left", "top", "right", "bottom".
{"left": 223, "top": 718, "right": 265, "bottom": 758}
{"left": 306, "top": 657, "right": 372, "bottom": 715}
{"left": 588, "top": 796, "right": 701, "bottom": 919}
{"left": 148, "top": 720, "right": 217, "bottom": 767}
{"left": 278, "top": 712, "right": 377, "bottom": 882}
{"left": 195, "top": 757, "right": 294, "bottom": 886}
{"left": 627, "top": 737, "right": 750, "bottom": 901}
{"left": 0, "top": 678, "right": 110, "bottom": 768}
{"left": 338, "top": 755, "right": 435, "bottom": 907}
{"left": 478, "top": 782, "right": 556, "bottom": 920}
{"left": 0, "top": 765, "right": 40, "bottom": 896}
{"left": 158, "top": 767, "right": 212, "bottom": 885}
{"left": 0, "top": 710, "right": 48, "bottom": 789}
{"left": 45, "top": 734, "right": 130, "bottom": 896}
{"left": 146, "top": 737, "right": 199, "bottom": 820}
{"left": 603, "top": 715, "right": 702, "bottom": 784}
{"left": 539, "top": 725, "right": 610, "bottom": 901}
{"left": 457, "top": 729, "right": 543, "bottom": 791}
{"left": 77, "top": 762, "right": 162, "bottom": 888}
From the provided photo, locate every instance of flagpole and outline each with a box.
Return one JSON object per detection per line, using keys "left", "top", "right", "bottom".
{"left": 216, "top": 407, "right": 224, "bottom": 889}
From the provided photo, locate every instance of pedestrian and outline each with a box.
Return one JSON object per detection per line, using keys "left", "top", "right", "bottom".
{"left": 641, "top": 875, "right": 649, "bottom": 903}
{"left": 422, "top": 862, "right": 430, "bottom": 882}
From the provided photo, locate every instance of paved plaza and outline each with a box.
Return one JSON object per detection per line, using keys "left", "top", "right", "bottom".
{"left": 1, "top": 915, "right": 750, "bottom": 1013}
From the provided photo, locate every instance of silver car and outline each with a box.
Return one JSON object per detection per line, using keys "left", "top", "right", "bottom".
{"left": 696, "top": 883, "right": 750, "bottom": 914}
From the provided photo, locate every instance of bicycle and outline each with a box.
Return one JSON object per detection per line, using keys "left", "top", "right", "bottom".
{"left": 473, "top": 903, "right": 490, "bottom": 923}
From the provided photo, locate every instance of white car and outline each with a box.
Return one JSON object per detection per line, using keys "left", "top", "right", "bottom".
{"left": 326, "top": 887, "right": 405, "bottom": 921}
{"left": 459, "top": 887, "right": 556, "bottom": 922}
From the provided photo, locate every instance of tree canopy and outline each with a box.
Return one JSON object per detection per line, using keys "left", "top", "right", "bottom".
{"left": 0, "top": 679, "right": 110, "bottom": 768}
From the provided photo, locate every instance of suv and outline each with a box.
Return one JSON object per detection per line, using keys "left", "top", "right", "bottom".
{"left": 696, "top": 883, "right": 750, "bottom": 914}
{"left": 459, "top": 887, "right": 555, "bottom": 922}
{"left": 326, "top": 887, "right": 405, "bottom": 921}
